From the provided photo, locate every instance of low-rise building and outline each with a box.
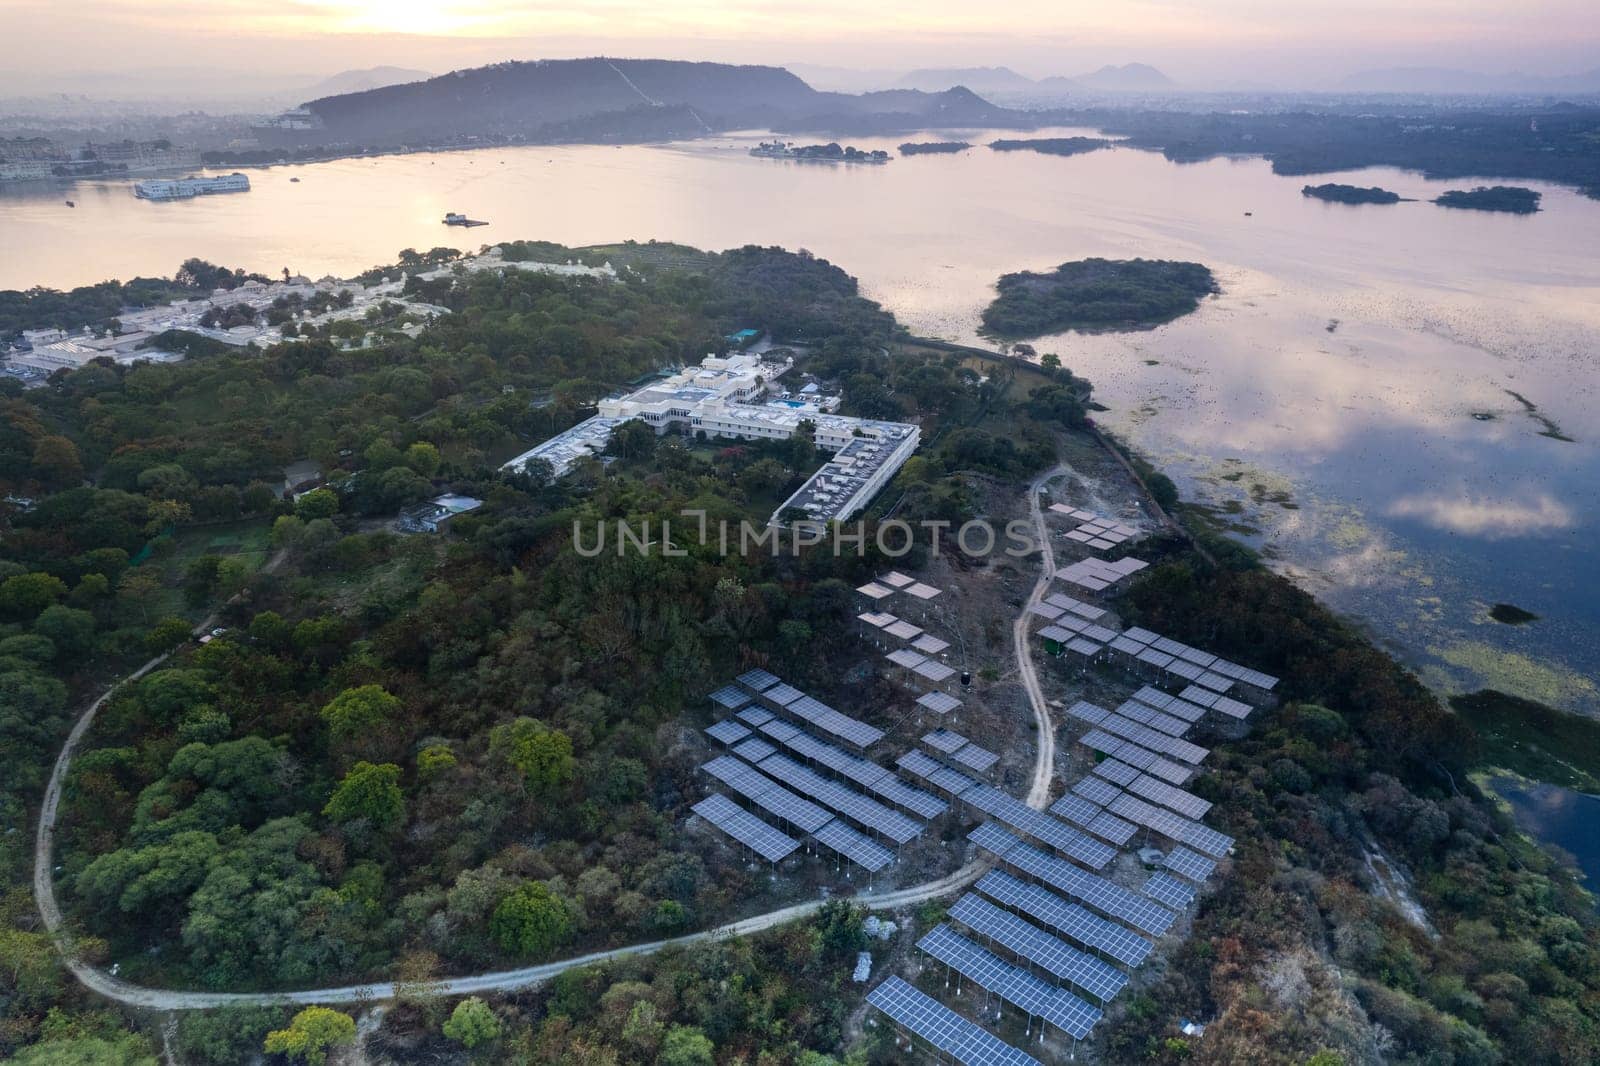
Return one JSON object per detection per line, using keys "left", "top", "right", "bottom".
{"left": 397, "top": 494, "right": 484, "bottom": 533}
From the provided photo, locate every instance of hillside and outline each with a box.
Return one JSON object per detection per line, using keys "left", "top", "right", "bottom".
{"left": 286, "top": 58, "right": 1040, "bottom": 147}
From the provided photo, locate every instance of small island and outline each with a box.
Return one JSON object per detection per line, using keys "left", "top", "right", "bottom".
{"left": 988, "top": 137, "right": 1111, "bottom": 157}
{"left": 1489, "top": 603, "right": 1540, "bottom": 625}
{"left": 749, "top": 140, "right": 889, "bottom": 164}
{"left": 1433, "top": 185, "right": 1541, "bottom": 214}
{"left": 1301, "top": 183, "right": 1406, "bottom": 205}
{"left": 899, "top": 141, "right": 972, "bottom": 155}
{"left": 981, "top": 257, "right": 1219, "bottom": 338}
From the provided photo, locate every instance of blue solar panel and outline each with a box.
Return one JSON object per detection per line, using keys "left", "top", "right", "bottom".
{"left": 991, "top": 837, "right": 1178, "bottom": 937}
{"left": 709, "top": 684, "right": 752, "bottom": 711}
{"left": 692, "top": 794, "right": 798, "bottom": 863}
{"left": 705, "top": 719, "right": 750, "bottom": 746}
{"left": 976, "top": 870, "right": 1152, "bottom": 968}
{"left": 1163, "top": 846, "right": 1217, "bottom": 883}
{"left": 917, "top": 924, "right": 1102, "bottom": 1040}
{"left": 1143, "top": 871, "right": 1197, "bottom": 910}
{"left": 866, "top": 977, "right": 1041, "bottom": 1066}
{"left": 948, "top": 894, "right": 1128, "bottom": 1003}
{"left": 737, "top": 668, "right": 781, "bottom": 692}
{"left": 963, "top": 785, "right": 1116, "bottom": 870}
{"left": 813, "top": 819, "right": 895, "bottom": 873}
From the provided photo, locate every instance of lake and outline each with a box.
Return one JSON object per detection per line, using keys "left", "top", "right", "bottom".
{"left": 3, "top": 126, "right": 1598, "bottom": 712}
{"left": 1490, "top": 776, "right": 1600, "bottom": 895}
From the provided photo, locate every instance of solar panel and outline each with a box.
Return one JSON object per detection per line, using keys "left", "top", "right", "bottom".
{"left": 914, "top": 660, "right": 957, "bottom": 683}
{"left": 1086, "top": 810, "right": 1138, "bottom": 846}
{"left": 963, "top": 785, "right": 1117, "bottom": 869}
{"left": 736, "top": 668, "right": 781, "bottom": 692}
{"left": 736, "top": 706, "right": 775, "bottom": 727}
{"left": 951, "top": 742, "right": 999, "bottom": 774}
{"left": 1043, "top": 593, "right": 1083, "bottom": 611}
{"left": 1194, "top": 671, "right": 1233, "bottom": 693}
{"left": 1175, "top": 647, "right": 1217, "bottom": 668}
{"left": 917, "top": 691, "right": 962, "bottom": 715}
{"left": 912, "top": 634, "right": 951, "bottom": 656}
{"left": 1212, "top": 696, "right": 1253, "bottom": 720}
{"left": 1108, "top": 794, "right": 1234, "bottom": 858}
{"left": 1125, "top": 773, "right": 1212, "bottom": 820}
{"left": 898, "top": 749, "right": 979, "bottom": 798}
{"left": 1081, "top": 624, "right": 1118, "bottom": 643}
{"left": 885, "top": 620, "right": 923, "bottom": 641}
{"left": 1077, "top": 730, "right": 1194, "bottom": 786}
{"left": 732, "top": 737, "right": 776, "bottom": 764}
{"left": 886, "top": 648, "right": 925, "bottom": 669}
{"left": 813, "top": 818, "right": 895, "bottom": 872}
{"left": 866, "top": 977, "right": 1042, "bottom": 1066}
{"left": 1114, "top": 699, "right": 1190, "bottom": 737}
{"left": 1109, "top": 636, "right": 1147, "bottom": 656}
{"left": 880, "top": 570, "right": 915, "bottom": 588}
{"left": 1092, "top": 758, "right": 1141, "bottom": 788}
{"left": 1121, "top": 627, "right": 1159, "bottom": 644}
{"left": 948, "top": 894, "right": 1128, "bottom": 1003}
{"left": 1028, "top": 602, "right": 1065, "bottom": 621}
{"left": 1174, "top": 684, "right": 1218, "bottom": 708}
{"left": 1136, "top": 648, "right": 1175, "bottom": 669}
{"left": 709, "top": 685, "right": 753, "bottom": 711}
{"left": 759, "top": 754, "right": 923, "bottom": 844}
{"left": 759, "top": 719, "right": 801, "bottom": 743}
{"left": 705, "top": 719, "right": 751, "bottom": 746}
{"left": 873, "top": 775, "right": 948, "bottom": 820}
{"left": 923, "top": 728, "right": 968, "bottom": 755}
{"left": 917, "top": 924, "right": 1103, "bottom": 1040}
{"left": 1163, "top": 846, "right": 1217, "bottom": 884}
{"left": 992, "top": 837, "right": 1178, "bottom": 937}
{"left": 1098, "top": 713, "right": 1209, "bottom": 764}
{"left": 700, "top": 756, "right": 834, "bottom": 833}
{"left": 1049, "top": 792, "right": 1103, "bottom": 828}
{"left": 969, "top": 821, "right": 1022, "bottom": 857}
{"left": 1064, "top": 700, "right": 1111, "bottom": 726}
{"left": 1068, "top": 603, "right": 1107, "bottom": 621}
{"left": 976, "top": 870, "right": 1153, "bottom": 968}
{"left": 1065, "top": 638, "right": 1103, "bottom": 657}
{"left": 1143, "top": 871, "right": 1196, "bottom": 910}
{"left": 1071, "top": 776, "right": 1123, "bottom": 808}
{"left": 786, "top": 696, "right": 885, "bottom": 749}
{"left": 692, "top": 794, "right": 799, "bottom": 862}
{"left": 763, "top": 682, "right": 805, "bottom": 707}
{"left": 1038, "top": 625, "right": 1074, "bottom": 642}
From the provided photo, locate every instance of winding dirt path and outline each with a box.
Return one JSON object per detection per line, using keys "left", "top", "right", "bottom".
{"left": 34, "top": 484, "right": 1067, "bottom": 1008}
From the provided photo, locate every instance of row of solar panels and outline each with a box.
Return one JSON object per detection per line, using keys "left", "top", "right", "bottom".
{"left": 1115, "top": 627, "right": 1279, "bottom": 693}
{"left": 921, "top": 727, "right": 999, "bottom": 774}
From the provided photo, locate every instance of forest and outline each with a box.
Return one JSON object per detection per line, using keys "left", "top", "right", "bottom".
{"left": 1433, "top": 186, "right": 1543, "bottom": 214}
{"left": 1301, "top": 183, "right": 1405, "bottom": 205}
{"left": 981, "top": 257, "right": 1219, "bottom": 339}
{"left": 1, "top": 240, "right": 1596, "bottom": 1064}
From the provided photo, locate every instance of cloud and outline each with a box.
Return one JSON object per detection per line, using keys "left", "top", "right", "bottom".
{"left": 1384, "top": 491, "right": 1575, "bottom": 538}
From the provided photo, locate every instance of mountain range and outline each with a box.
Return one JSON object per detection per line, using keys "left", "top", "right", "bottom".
{"left": 892, "top": 63, "right": 1175, "bottom": 95}
{"left": 281, "top": 57, "right": 1055, "bottom": 147}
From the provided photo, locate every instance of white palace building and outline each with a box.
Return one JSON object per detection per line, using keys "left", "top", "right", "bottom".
{"left": 501, "top": 353, "right": 920, "bottom": 525}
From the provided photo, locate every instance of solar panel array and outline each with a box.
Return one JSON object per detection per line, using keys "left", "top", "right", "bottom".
{"left": 917, "top": 691, "right": 963, "bottom": 715}
{"left": 692, "top": 794, "right": 799, "bottom": 863}
{"left": 897, "top": 749, "right": 981, "bottom": 798}
{"left": 1108, "top": 793, "right": 1234, "bottom": 858}
{"left": 922, "top": 728, "right": 967, "bottom": 754}
{"left": 1055, "top": 556, "right": 1148, "bottom": 593}
{"left": 765, "top": 724, "right": 946, "bottom": 819}
{"left": 918, "top": 924, "right": 1103, "bottom": 1040}
{"left": 1143, "top": 871, "right": 1197, "bottom": 911}
{"left": 963, "top": 785, "right": 1117, "bottom": 869}
{"left": 732, "top": 737, "right": 777, "bottom": 764}
{"left": 1131, "top": 686, "right": 1207, "bottom": 723}
{"left": 705, "top": 719, "right": 750, "bottom": 746}
{"left": 866, "top": 976, "right": 1042, "bottom": 1066}
{"left": 1071, "top": 775, "right": 1124, "bottom": 808}
{"left": 1163, "top": 846, "right": 1217, "bottom": 883}
{"left": 759, "top": 754, "right": 923, "bottom": 845}
{"left": 977, "top": 829, "right": 1178, "bottom": 937}
{"left": 813, "top": 818, "right": 895, "bottom": 873}
{"left": 1114, "top": 699, "right": 1192, "bottom": 737}
{"left": 786, "top": 693, "right": 884, "bottom": 749}
{"left": 976, "top": 870, "right": 1153, "bottom": 968}
{"left": 1097, "top": 712, "right": 1209, "bottom": 765}
{"left": 736, "top": 705, "right": 775, "bottom": 727}
{"left": 1077, "top": 729, "right": 1194, "bottom": 786}
{"left": 736, "top": 668, "right": 781, "bottom": 692}
{"left": 1125, "top": 772, "right": 1212, "bottom": 820}
{"left": 709, "top": 684, "right": 752, "bottom": 711}
{"left": 700, "top": 755, "right": 833, "bottom": 833}
{"left": 922, "top": 728, "right": 999, "bottom": 774}
{"left": 949, "top": 894, "right": 1129, "bottom": 1003}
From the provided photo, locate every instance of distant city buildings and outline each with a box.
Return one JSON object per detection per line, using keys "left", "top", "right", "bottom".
{"left": 133, "top": 172, "right": 250, "bottom": 200}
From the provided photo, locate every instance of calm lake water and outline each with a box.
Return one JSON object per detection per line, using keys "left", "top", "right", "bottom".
{"left": 4, "top": 127, "right": 1598, "bottom": 713}
{"left": 1491, "top": 776, "right": 1600, "bottom": 894}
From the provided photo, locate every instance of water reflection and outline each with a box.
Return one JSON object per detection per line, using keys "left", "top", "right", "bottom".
{"left": 1491, "top": 776, "right": 1600, "bottom": 897}
{"left": 2, "top": 128, "right": 1597, "bottom": 708}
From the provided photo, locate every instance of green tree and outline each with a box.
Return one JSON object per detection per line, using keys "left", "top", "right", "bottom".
{"left": 492, "top": 717, "right": 576, "bottom": 796}
{"left": 441, "top": 997, "right": 501, "bottom": 1049}
{"left": 323, "top": 762, "right": 404, "bottom": 829}
{"left": 403, "top": 441, "right": 441, "bottom": 476}
{"left": 489, "top": 881, "right": 576, "bottom": 957}
{"left": 31, "top": 434, "right": 84, "bottom": 487}
{"left": 145, "top": 616, "right": 193, "bottom": 655}
{"left": 10, "top": 1033, "right": 159, "bottom": 1065}
{"left": 294, "top": 488, "right": 339, "bottom": 521}
{"left": 33, "top": 604, "right": 96, "bottom": 659}
{"left": 262, "top": 1007, "right": 355, "bottom": 1066}
{"left": 319, "top": 685, "right": 401, "bottom": 745}
{"left": 659, "top": 1025, "right": 715, "bottom": 1066}
{"left": 0, "top": 571, "right": 68, "bottom": 620}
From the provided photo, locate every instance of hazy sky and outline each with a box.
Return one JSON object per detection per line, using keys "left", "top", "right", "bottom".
{"left": 6, "top": 0, "right": 1599, "bottom": 95}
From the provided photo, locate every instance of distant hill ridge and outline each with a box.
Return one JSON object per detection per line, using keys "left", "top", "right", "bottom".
{"left": 284, "top": 57, "right": 1050, "bottom": 146}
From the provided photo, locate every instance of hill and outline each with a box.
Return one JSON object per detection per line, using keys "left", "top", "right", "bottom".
{"left": 1071, "top": 63, "right": 1174, "bottom": 91}
{"left": 297, "top": 66, "right": 430, "bottom": 100}
{"left": 280, "top": 58, "right": 1043, "bottom": 147}
{"left": 893, "top": 66, "right": 1036, "bottom": 93}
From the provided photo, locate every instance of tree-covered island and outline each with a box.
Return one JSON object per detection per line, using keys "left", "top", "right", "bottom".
{"left": 981, "top": 257, "right": 1219, "bottom": 338}
{"left": 988, "top": 136, "right": 1111, "bottom": 156}
{"left": 898, "top": 141, "right": 972, "bottom": 155}
{"left": 1433, "top": 185, "right": 1542, "bottom": 213}
{"left": 1301, "top": 183, "right": 1407, "bottom": 204}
